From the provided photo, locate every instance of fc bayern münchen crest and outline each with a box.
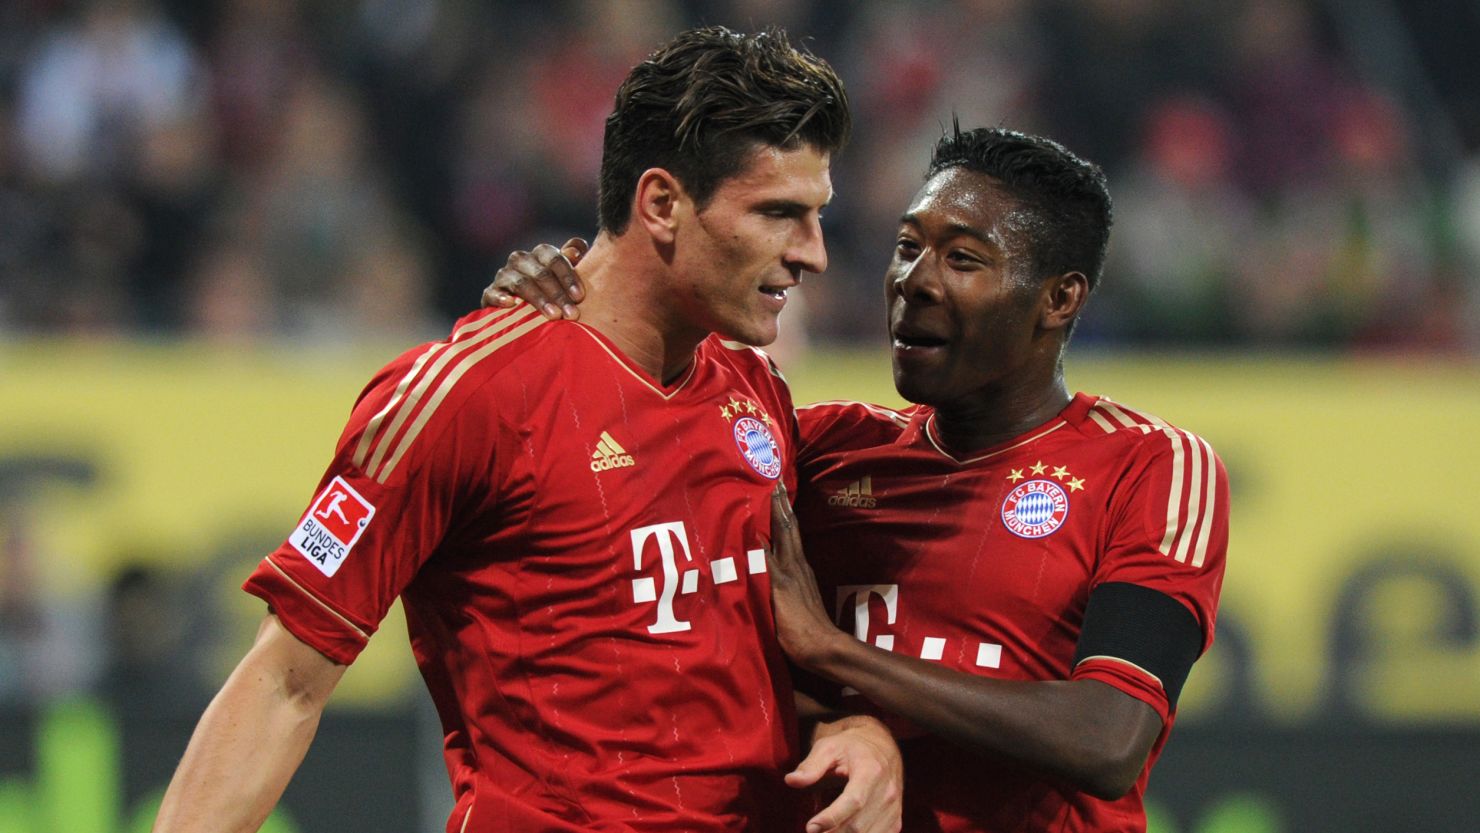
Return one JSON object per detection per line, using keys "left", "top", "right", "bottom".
{"left": 733, "top": 416, "right": 782, "bottom": 479}
{"left": 1001, "top": 479, "right": 1069, "bottom": 538}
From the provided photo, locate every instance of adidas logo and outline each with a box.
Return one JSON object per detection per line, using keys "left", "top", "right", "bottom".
{"left": 590, "top": 431, "right": 636, "bottom": 472}
{"left": 827, "top": 476, "right": 878, "bottom": 508}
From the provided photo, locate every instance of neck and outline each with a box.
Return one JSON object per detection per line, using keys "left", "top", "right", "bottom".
{"left": 932, "top": 368, "right": 1072, "bottom": 455}
{"left": 574, "top": 232, "right": 707, "bottom": 385}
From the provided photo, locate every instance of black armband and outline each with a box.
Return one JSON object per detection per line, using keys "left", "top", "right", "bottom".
{"left": 1072, "top": 582, "right": 1204, "bottom": 709}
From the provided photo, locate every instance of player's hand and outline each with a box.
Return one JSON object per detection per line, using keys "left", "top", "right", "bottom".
{"left": 768, "top": 484, "right": 843, "bottom": 670}
{"left": 787, "top": 714, "right": 903, "bottom": 833}
{"left": 482, "top": 237, "right": 589, "bottom": 320}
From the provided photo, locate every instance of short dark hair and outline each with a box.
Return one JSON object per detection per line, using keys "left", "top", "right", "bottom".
{"left": 598, "top": 26, "right": 851, "bottom": 233}
{"left": 928, "top": 124, "right": 1112, "bottom": 294}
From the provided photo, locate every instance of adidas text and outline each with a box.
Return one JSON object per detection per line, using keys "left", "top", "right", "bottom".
{"left": 591, "top": 453, "right": 636, "bottom": 472}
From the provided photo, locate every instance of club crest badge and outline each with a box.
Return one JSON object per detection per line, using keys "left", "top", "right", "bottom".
{"left": 733, "top": 416, "right": 782, "bottom": 480}
{"left": 1001, "top": 479, "right": 1069, "bottom": 538}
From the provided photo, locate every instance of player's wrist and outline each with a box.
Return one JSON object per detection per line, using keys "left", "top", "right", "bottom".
{"left": 793, "top": 625, "right": 858, "bottom": 677}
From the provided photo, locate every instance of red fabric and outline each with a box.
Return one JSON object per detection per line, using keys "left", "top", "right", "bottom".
{"left": 246, "top": 305, "right": 805, "bottom": 832}
{"left": 795, "top": 392, "right": 1229, "bottom": 833}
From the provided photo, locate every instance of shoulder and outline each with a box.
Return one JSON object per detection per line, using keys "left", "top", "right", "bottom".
{"left": 706, "top": 337, "right": 789, "bottom": 382}
{"left": 795, "top": 399, "right": 914, "bottom": 456}
{"left": 346, "top": 306, "right": 558, "bottom": 483}
{"left": 704, "top": 336, "right": 794, "bottom": 405}
{"left": 1078, "top": 395, "right": 1223, "bottom": 468}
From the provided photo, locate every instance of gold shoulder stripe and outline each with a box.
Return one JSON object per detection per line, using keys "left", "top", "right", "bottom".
{"left": 1087, "top": 407, "right": 1118, "bottom": 434}
{"left": 1157, "top": 428, "right": 1188, "bottom": 558}
{"left": 1093, "top": 398, "right": 1171, "bottom": 431}
{"left": 1160, "top": 428, "right": 1215, "bottom": 566}
{"left": 354, "top": 311, "right": 519, "bottom": 470}
{"left": 373, "top": 313, "right": 547, "bottom": 483}
{"left": 362, "top": 308, "right": 541, "bottom": 478}
{"left": 1189, "top": 434, "right": 1219, "bottom": 568}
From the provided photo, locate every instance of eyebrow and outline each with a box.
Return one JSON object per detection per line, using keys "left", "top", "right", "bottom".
{"left": 899, "top": 213, "right": 995, "bottom": 247}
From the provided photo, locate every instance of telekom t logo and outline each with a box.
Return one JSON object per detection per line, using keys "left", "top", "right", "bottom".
{"left": 630, "top": 521, "right": 696, "bottom": 634}
{"left": 836, "top": 585, "right": 899, "bottom": 650}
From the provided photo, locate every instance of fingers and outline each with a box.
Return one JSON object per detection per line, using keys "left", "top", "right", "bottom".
{"left": 770, "top": 482, "right": 798, "bottom": 538}
{"left": 784, "top": 741, "right": 831, "bottom": 791}
{"left": 524, "top": 243, "right": 580, "bottom": 320}
{"left": 560, "top": 237, "right": 590, "bottom": 303}
{"left": 806, "top": 779, "right": 866, "bottom": 833}
{"left": 787, "top": 754, "right": 893, "bottom": 833}
{"left": 791, "top": 719, "right": 903, "bottom": 833}
{"left": 481, "top": 286, "right": 519, "bottom": 309}
{"left": 483, "top": 241, "right": 590, "bottom": 320}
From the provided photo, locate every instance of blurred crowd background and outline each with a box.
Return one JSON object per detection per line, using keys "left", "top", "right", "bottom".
{"left": 2, "top": 0, "right": 1479, "bottom": 350}
{"left": 3, "top": 1, "right": 1480, "bottom": 830}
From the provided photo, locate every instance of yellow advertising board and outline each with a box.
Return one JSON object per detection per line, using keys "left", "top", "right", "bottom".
{"left": 2, "top": 343, "right": 1478, "bottom": 722}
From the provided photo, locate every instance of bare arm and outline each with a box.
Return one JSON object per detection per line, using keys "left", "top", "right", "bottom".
{"left": 767, "top": 488, "right": 1162, "bottom": 800}
{"left": 154, "top": 613, "right": 346, "bottom": 833}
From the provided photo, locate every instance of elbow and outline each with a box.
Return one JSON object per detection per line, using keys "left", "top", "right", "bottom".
{"left": 1077, "top": 763, "right": 1140, "bottom": 802}
{"left": 1066, "top": 743, "right": 1149, "bottom": 801}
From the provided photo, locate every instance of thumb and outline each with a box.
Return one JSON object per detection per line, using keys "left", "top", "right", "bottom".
{"left": 561, "top": 237, "right": 591, "bottom": 261}
{"left": 784, "top": 744, "right": 836, "bottom": 789}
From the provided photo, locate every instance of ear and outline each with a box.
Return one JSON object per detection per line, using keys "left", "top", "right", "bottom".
{"left": 1039, "top": 271, "right": 1089, "bottom": 332}
{"left": 632, "top": 168, "right": 688, "bottom": 245}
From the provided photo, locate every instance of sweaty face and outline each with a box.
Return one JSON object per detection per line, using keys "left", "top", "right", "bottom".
{"left": 671, "top": 144, "right": 832, "bottom": 346}
{"left": 887, "top": 167, "right": 1045, "bottom": 409}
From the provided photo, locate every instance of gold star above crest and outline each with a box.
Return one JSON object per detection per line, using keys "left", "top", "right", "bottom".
{"left": 762, "top": 411, "right": 774, "bottom": 425}
{"left": 1067, "top": 477, "right": 1085, "bottom": 492}
{"left": 728, "top": 396, "right": 744, "bottom": 412}
{"left": 1051, "top": 466, "right": 1070, "bottom": 480}
{"left": 1007, "top": 468, "right": 1025, "bottom": 483}
{"left": 719, "top": 404, "right": 733, "bottom": 419}
{"left": 1030, "top": 460, "right": 1047, "bottom": 475}
{"left": 745, "top": 400, "right": 758, "bottom": 414}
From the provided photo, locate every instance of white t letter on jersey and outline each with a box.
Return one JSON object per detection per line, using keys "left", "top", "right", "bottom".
{"left": 631, "top": 521, "right": 696, "bottom": 634}
{"left": 836, "top": 584, "right": 899, "bottom": 648}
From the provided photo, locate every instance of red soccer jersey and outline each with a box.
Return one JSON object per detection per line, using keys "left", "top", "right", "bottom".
{"left": 794, "top": 393, "right": 1228, "bottom": 833}
{"left": 245, "top": 305, "right": 804, "bottom": 832}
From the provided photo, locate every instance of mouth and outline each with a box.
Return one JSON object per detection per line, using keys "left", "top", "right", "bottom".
{"left": 891, "top": 324, "right": 948, "bottom": 351}
{"left": 759, "top": 286, "right": 789, "bottom": 301}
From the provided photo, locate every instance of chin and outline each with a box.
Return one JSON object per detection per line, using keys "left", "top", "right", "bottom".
{"left": 892, "top": 370, "right": 936, "bottom": 406}
{"left": 720, "top": 320, "right": 779, "bottom": 347}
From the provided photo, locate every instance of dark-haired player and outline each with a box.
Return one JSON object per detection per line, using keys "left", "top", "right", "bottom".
{"left": 490, "top": 126, "right": 1227, "bottom": 832}
{"left": 154, "top": 28, "right": 901, "bottom": 833}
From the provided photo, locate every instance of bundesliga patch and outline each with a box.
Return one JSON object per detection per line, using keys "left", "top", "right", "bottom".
{"left": 733, "top": 416, "right": 782, "bottom": 480}
{"left": 1001, "top": 479, "right": 1069, "bottom": 538}
{"left": 290, "top": 476, "right": 376, "bottom": 577}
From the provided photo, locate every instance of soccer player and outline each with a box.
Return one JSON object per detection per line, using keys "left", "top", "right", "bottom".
{"left": 489, "top": 126, "right": 1228, "bottom": 832}
{"left": 152, "top": 28, "right": 903, "bottom": 833}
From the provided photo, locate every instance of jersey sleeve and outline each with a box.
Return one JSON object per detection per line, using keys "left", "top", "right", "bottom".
{"left": 242, "top": 353, "right": 502, "bottom": 665}
{"left": 1070, "top": 428, "right": 1229, "bottom": 720}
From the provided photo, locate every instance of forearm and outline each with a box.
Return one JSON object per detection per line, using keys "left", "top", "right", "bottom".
{"left": 154, "top": 617, "right": 343, "bottom": 832}
{"left": 803, "top": 633, "right": 1158, "bottom": 799}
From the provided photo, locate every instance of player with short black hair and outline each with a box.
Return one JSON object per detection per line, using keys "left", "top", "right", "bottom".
{"left": 154, "top": 27, "right": 901, "bottom": 833}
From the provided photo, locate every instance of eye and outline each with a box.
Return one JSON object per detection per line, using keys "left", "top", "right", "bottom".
{"left": 895, "top": 238, "right": 921, "bottom": 259}
{"left": 759, "top": 203, "right": 805, "bottom": 219}
{"left": 947, "top": 249, "right": 984, "bottom": 269}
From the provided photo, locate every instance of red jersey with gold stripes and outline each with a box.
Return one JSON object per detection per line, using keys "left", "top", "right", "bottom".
{"left": 244, "top": 305, "right": 804, "bottom": 833}
{"left": 794, "top": 392, "right": 1227, "bottom": 833}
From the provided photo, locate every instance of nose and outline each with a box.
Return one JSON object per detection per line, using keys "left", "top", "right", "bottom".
{"left": 786, "top": 214, "right": 828, "bottom": 275}
{"left": 889, "top": 250, "right": 942, "bottom": 303}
